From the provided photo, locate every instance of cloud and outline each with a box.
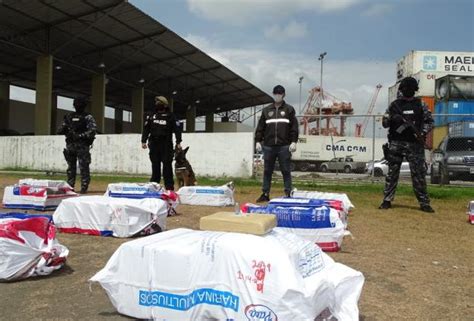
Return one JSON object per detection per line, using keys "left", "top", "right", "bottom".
{"left": 363, "top": 3, "right": 393, "bottom": 16}
{"left": 185, "top": 33, "right": 395, "bottom": 131}
{"left": 187, "top": 0, "right": 362, "bottom": 25}
{"left": 264, "top": 21, "right": 308, "bottom": 40}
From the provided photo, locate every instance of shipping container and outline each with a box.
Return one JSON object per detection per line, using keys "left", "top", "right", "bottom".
{"left": 388, "top": 86, "right": 434, "bottom": 112}
{"left": 397, "top": 50, "right": 474, "bottom": 80}
{"left": 433, "top": 126, "right": 448, "bottom": 149}
{"left": 434, "top": 100, "right": 474, "bottom": 126}
{"left": 420, "top": 96, "right": 435, "bottom": 112}
{"left": 388, "top": 83, "right": 399, "bottom": 104}
{"left": 412, "top": 71, "right": 445, "bottom": 97}
{"left": 435, "top": 75, "right": 474, "bottom": 100}
{"left": 293, "top": 135, "right": 386, "bottom": 162}
{"left": 448, "top": 121, "right": 474, "bottom": 137}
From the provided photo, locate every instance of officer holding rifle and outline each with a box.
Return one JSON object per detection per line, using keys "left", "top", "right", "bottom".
{"left": 379, "top": 77, "right": 435, "bottom": 213}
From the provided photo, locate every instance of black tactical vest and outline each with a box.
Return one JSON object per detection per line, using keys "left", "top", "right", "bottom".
{"left": 149, "top": 112, "right": 173, "bottom": 138}
{"left": 388, "top": 98, "right": 423, "bottom": 143}
{"left": 69, "top": 112, "right": 89, "bottom": 133}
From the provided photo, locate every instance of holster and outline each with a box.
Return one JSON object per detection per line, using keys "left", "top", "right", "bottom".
{"left": 383, "top": 142, "right": 403, "bottom": 163}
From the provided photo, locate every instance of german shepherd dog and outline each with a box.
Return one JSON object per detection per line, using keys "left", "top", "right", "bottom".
{"left": 174, "top": 146, "right": 197, "bottom": 188}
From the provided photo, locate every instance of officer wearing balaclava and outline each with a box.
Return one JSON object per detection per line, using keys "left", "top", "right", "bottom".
{"left": 57, "top": 97, "right": 97, "bottom": 193}
{"left": 255, "top": 85, "right": 299, "bottom": 202}
{"left": 141, "top": 96, "right": 182, "bottom": 190}
{"left": 380, "top": 77, "right": 434, "bottom": 213}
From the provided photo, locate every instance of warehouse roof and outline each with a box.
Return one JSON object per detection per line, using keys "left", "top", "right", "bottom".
{"left": 0, "top": 0, "right": 272, "bottom": 117}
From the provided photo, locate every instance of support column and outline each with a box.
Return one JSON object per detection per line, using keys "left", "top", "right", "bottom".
{"left": 205, "top": 112, "right": 214, "bottom": 132}
{"left": 91, "top": 73, "right": 106, "bottom": 133}
{"left": 114, "top": 107, "right": 123, "bottom": 134}
{"left": 35, "top": 55, "right": 53, "bottom": 135}
{"left": 186, "top": 105, "right": 196, "bottom": 132}
{"left": 50, "top": 93, "right": 58, "bottom": 134}
{"left": 169, "top": 97, "right": 174, "bottom": 113}
{"left": 0, "top": 81, "right": 9, "bottom": 130}
{"left": 131, "top": 87, "right": 144, "bottom": 133}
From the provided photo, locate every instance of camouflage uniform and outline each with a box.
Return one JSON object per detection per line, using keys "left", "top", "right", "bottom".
{"left": 381, "top": 95, "right": 433, "bottom": 209}
{"left": 58, "top": 109, "right": 97, "bottom": 192}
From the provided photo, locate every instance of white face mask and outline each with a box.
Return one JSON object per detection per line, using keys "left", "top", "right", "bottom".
{"left": 274, "top": 94, "right": 283, "bottom": 103}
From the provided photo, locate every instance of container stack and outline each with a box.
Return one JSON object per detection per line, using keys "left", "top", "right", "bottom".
{"left": 434, "top": 75, "right": 474, "bottom": 147}
{"left": 388, "top": 50, "right": 474, "bottom": 149}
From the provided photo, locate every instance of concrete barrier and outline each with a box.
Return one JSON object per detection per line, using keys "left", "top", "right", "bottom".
{"left": 0, "top": 133, "right": 254, "bottom": 178}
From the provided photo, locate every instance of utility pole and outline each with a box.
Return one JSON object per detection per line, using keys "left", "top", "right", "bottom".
{"left": 318, "top": 52, "right": 327, "bottom": 92}
{"left": 298, "top": 76, "right": 304, "bottom": 115}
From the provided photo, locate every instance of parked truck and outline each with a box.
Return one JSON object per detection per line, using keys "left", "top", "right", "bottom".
{"left": 430, "top": 136, "right": 474, "bottom": 184}
{"left": 320, "top": 156, "right": 366, "bottom": 173}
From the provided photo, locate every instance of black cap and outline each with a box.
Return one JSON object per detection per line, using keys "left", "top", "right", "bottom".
{"left": 398, "top": 77, "right": 419, "bottom": 91}
{"left": 273, "top": 85, "right": 285, "bottom": 94}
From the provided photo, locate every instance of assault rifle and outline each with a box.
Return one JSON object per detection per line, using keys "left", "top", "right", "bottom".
{"left": 392, "top": 102, "right": 428, "bottom": 148}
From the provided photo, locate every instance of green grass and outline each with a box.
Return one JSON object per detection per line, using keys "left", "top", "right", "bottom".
{"left": 0, "top": 167, "right": 38, "bottom": 172}
{"left": 1, "top": 170, "right": 471, "bottom": 200}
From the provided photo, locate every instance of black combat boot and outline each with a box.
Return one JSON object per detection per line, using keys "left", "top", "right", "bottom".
{"left": 379, "top": 201, "right": 391, "bottom": 209}
{"left": 256, "top": 193, "right": 270, "bottom": 203}
{"left": 420, "top": 204, "right": 435, "bottom": 213}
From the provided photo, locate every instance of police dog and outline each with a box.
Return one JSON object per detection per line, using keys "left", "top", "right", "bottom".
{"left": 174, "top": 146, "right": 197, "bottom": 187}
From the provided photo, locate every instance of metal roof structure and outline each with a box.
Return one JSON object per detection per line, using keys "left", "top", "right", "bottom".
{"left": 0, "top": 0, "right": 272, "bottom": 117}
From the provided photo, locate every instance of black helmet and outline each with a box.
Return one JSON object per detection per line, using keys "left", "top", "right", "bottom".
{"left": 398, "top": 77, "right": 419, "bottom": 91}
{"left": 73, "top": 97, "right": 88, "bottom": 110}
{"left": 273, "top": 85, "right": 285, "bottom": 94}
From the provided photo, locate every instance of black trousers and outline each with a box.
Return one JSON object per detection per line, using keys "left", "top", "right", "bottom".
{"left": 262, "top": 145, "right": 292, "bottom": 194}
{"left": 148, "top": 139, "right": 174, "bottom": 190}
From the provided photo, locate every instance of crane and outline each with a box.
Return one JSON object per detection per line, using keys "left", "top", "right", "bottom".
{"left": 355, "top": 84, "right": 382, "bottom": 137}
{"left": 300, "top": 86, "right": 353, "bottom": 136}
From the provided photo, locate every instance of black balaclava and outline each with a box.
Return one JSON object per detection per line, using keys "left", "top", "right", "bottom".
{"left": 73, "top": 97, "right": 88, "bottom": 113}
{"left": 398, "top": 77, "right": 419, "bottom": 98}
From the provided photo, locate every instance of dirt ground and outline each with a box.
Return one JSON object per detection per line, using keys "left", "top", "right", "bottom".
{"left": 0, "top": 173, "right": 473, "bottom": 321}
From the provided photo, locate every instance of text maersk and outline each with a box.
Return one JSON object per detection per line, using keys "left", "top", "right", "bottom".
{"left": 138, "top": 288, "right": 239, "bottom": 312}
{"left": 444, "top": 56, "right": 474, "bottom": 72}
{"left": 325, "top": 145, "right": 367, "bottom": 153}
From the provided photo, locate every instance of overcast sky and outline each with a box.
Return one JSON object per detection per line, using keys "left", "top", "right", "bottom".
{"left": 11, "top": 0, "right": 474, "bottom": 132}
{"left": 130, "top": 0, "right": 474, "bottom": 130}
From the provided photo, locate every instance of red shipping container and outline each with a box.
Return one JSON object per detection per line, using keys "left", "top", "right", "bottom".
{"left": 419, "top": 96, "right": 435, "bottom": 112}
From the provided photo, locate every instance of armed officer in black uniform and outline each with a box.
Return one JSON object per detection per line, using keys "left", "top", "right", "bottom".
{"left": 379, "top": 77, "right": 434, "bottom": 213}
{"left": 57, "top": 97, "right": 97, "bottom": 194}
{"left": 141, "top": 96, "right": 182, "bottom": 190}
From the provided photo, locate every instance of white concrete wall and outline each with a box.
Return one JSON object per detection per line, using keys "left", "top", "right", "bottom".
{"left": 213, "top": 122, "right": 254, "bottom": 132}
{"left": 0, "top": 133, "right": 254, "bottom": 177}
